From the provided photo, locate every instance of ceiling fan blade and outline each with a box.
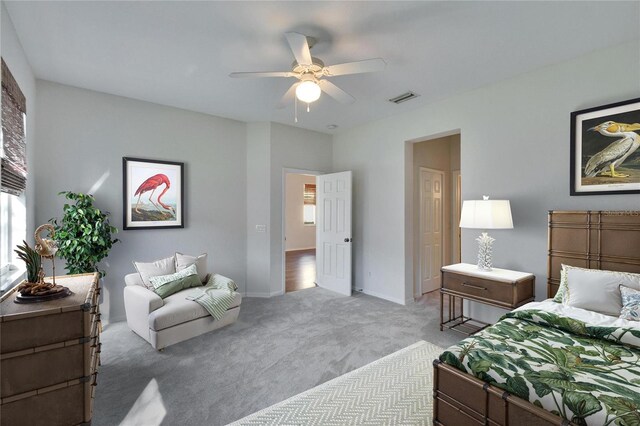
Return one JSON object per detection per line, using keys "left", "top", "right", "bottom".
{"left": 323, "top": 58, "right": 386, "bottom": 77}
{"left": 319, "top": 80, "right": 355, "bottom": 104}
{"left": 277, "top": 82, "right": 298, "bottom": 109}
{"left": 285, "top": 32, "right": 312, "bottom": 66}
{"left": 229, "top": 71, "right": 294, "bottom": 78}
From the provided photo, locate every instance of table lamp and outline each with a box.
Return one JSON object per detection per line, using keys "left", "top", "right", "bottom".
{"left": 459, "top": 196, "right": 513, "bottom": 271}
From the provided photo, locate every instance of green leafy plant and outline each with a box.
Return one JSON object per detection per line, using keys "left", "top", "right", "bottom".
{"left": 50, "top": 191, "right": 119, "bottom": 277}
{"left": 14, "top": 241, "right": 41, "bottom": 283}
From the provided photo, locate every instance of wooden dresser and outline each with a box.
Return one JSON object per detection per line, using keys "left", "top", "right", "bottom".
{"left": 440, "top": 263, "right": 535, "bottom": 335}
{"left": 0, "top": 273, "right": 101, "bottom": 426}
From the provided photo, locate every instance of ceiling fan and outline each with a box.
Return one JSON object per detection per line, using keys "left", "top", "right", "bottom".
{"left": 229, "top": 32, "right": 386, "bottom": 109}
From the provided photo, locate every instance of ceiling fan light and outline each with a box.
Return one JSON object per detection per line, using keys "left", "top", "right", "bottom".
{"left": 295, "top": 81, "right": 321, "bottom": 103}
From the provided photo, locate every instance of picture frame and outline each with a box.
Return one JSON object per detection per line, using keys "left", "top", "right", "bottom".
{"left": 122, "top": 157, "right": 184, "bottom": 230}
{"left": 570, "top": 97, "right": 640, "bottom": 195}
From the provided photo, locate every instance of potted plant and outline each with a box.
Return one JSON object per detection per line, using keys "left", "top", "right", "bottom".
{"left": 14, "top": 240, "right": 41, "bottom": 283}
{"left": 50, "top": 191, "right": 119, "bottom": 277}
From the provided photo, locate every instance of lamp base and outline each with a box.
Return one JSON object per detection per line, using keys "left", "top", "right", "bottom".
{"left": 476, "top": 232, "right": 495, "bottom": 271}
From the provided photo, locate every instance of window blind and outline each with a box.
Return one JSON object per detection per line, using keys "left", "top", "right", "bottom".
{"left": 303, "top": 183, "right": 316, "bottom": 205}
{"left": 1, "top": 58, "right": 27, "bottom": 196}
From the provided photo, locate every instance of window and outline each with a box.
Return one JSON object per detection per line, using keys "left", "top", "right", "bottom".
{"left": 1, "top": 58, "right": 28, "bottom": 288}
{"left": 1, "top": 192, "right": 26, "bottom": 275}
{"left": 1, "top": 59, "right": 27, "bottom": 196}
{"left": 303, "top": 183, "right": 316, "bottom": 225}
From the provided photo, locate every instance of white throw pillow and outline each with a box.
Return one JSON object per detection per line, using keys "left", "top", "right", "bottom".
{"left": 175, "top": 252, "right": 208, "bottom": 283}
{"left": 566, "top": 267, "right": 640, "bottom": 317}
{"left": 133, "top": 255, "right": 176, "bottom": 289}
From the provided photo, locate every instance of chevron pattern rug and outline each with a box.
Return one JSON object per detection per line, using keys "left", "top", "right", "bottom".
{"left": 229, "top": 341, "right": 443, "bottom": 425}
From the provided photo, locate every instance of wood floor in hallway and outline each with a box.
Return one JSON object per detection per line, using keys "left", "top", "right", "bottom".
{"left": 286, "top": 248, "right": 316, "bottom": 293}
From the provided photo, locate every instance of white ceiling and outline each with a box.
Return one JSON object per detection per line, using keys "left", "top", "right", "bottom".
{"left": 5, "top": 1, "right": 639, "bottom": 134}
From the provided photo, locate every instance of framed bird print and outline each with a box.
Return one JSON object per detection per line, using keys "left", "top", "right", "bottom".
{"left": 123, "top": 157, "right": 184, "bottom": 229}
{"left": 570, "top": 97, "right": 640, "bottom": 195}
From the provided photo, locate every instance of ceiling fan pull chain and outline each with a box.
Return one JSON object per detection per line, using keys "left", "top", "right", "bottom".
{"left": 307, "top": 103, "right": 310, "bottom": 113}
{"left": 294, "top": 96, "right": 298, "bottom": 123}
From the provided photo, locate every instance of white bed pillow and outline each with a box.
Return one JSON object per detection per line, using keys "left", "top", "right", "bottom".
{"left": 175, "top": 252, "right": 208, "bottom": 283}
{"left": 133, "top": 255, "right": 176, "bottom": 289}
{"left": 566, "top": 267, "right": 640, "bottom": 317}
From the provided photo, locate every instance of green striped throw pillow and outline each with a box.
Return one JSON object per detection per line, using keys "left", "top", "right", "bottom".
{"left": 149, "top": 264, "right": 200, "bottom": 298}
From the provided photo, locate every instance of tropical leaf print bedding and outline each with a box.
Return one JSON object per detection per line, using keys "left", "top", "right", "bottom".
{"left": 439, "top": 309, "right": 640, "bottom": 425}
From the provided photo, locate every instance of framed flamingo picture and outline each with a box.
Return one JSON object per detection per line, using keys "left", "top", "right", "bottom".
{"left": 570, "top": 97, "right": 640, "bottom": 195}
{"left": 123, "top": 157, "right": 184, "bottom": 229}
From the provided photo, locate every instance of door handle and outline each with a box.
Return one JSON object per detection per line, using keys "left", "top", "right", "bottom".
{"left": 461, "top": 282, "right": 487, "bottom": 291}
{"left": 344, "top": 238, "right": 352, "bottom": 243}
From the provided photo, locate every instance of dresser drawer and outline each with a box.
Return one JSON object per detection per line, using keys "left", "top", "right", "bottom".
{"left": 1, "top": 343, "right": 85, "bottom": 398}
{"left": 1, "top": 380, "right": 87, "bottom": 426}
{"left": 442, "top": 272, "right": 513, "bottom": 306}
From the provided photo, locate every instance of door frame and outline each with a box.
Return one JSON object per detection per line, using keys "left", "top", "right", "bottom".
{"left": 281, "top": 167, "right": 324, "bottom": 295}
{"left": 452, "top": 170, "right": 461, "bottom": 264}
{"left": 417, "top": 167, "right": 445, "bottom": 296}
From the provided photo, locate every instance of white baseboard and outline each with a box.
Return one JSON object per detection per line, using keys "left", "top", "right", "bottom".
{"left": 243, "top": 290, "right": 285, "bottom": 298}
{"left": 243, "top": 292, "right": 271, "bottom": 298}
{"left": 359, "top": 289, "right": 407, "bottom": 306}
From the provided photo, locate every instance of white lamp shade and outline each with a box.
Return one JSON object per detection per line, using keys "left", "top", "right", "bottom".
{"left": 459, "top": 199, "right": 513, "bottom": 229}
{"left": 295, "top": 81, "right": 321, "bottom": 103}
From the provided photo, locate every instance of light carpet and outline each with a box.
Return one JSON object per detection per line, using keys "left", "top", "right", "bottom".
{"left": 94, "top": 288, "right": 460, "bottom": 425}
{"left": 231, "top": 341, "right": 443, "bottom": 426}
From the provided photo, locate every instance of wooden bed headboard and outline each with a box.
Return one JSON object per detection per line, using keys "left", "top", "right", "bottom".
{"left": 547, "top": 210, "right": 640, "bottom": 298}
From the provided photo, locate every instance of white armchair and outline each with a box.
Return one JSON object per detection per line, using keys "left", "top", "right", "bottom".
{"left": 123, "top": 272, "right": 241, "bottom": 350}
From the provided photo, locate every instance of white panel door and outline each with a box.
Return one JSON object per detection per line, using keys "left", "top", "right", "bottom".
{"left": 420, "top": 168, "right": 444, "bottom": 294}
{"left": 316, "top": 171, "right": 352, "bottom": 296}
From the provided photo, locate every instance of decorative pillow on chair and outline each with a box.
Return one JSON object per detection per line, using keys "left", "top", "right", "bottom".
{"left": 620, "top": 285, "right": 640, "bottom": 322}
{"left": 133, "top": 255, "right": 176, "bottom": 290}
{"left": 566, "top": 267, "right": 640, "bottom": 317}
{"left": 175, "top": 252, "right": 208, "bottom": 283}
{"left": 149, "top": 264, "right": 201, "bottom": 298}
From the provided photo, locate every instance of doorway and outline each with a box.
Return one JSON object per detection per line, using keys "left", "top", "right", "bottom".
{"left": 412, "top": 134, "right": 461, "bottom": 297}
{"left": 284, "top": 172, "right": 318, "bottom": 293}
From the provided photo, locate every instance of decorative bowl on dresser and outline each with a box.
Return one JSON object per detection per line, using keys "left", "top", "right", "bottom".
{"left": 0, "top": 273, "right": 101, "bottom": 426}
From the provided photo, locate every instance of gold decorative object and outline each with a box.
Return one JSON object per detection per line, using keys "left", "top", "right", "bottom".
{"left": 34, "top": 223, "right": 59, "bottom": 285}
{"left": 14, "top": 224, "right": 70, "bottom": 303}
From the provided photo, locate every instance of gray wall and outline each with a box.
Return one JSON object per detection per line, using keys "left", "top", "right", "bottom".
{"left": 333, "top": 40, "right": 640, "bottom": 315}
{"left": 35, "top": 81, "right": 247, "bottom": 323}
{"left": 245, "top": 122, "right": 272, "bottom": 297}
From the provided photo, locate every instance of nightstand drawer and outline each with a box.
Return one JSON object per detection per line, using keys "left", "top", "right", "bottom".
{"left": 442, "top": 272, "right": 512, "bottom": 306}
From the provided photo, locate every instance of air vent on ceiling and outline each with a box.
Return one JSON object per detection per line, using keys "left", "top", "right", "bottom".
{"left": 388, "top": 91, "right": 419, "bottom": 104}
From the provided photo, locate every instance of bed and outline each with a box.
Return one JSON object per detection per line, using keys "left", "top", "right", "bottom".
{"left": 433, "top": 210, "right": 640, "bottom": 426}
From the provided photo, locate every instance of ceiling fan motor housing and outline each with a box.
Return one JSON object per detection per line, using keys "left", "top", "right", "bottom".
{"left": 292, "top": 57, "right": 325, "bottom": 75}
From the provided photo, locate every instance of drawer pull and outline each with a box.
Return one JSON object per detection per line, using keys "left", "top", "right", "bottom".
{"left": 461, "top": 282, "right": 487, "bottom": 291}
